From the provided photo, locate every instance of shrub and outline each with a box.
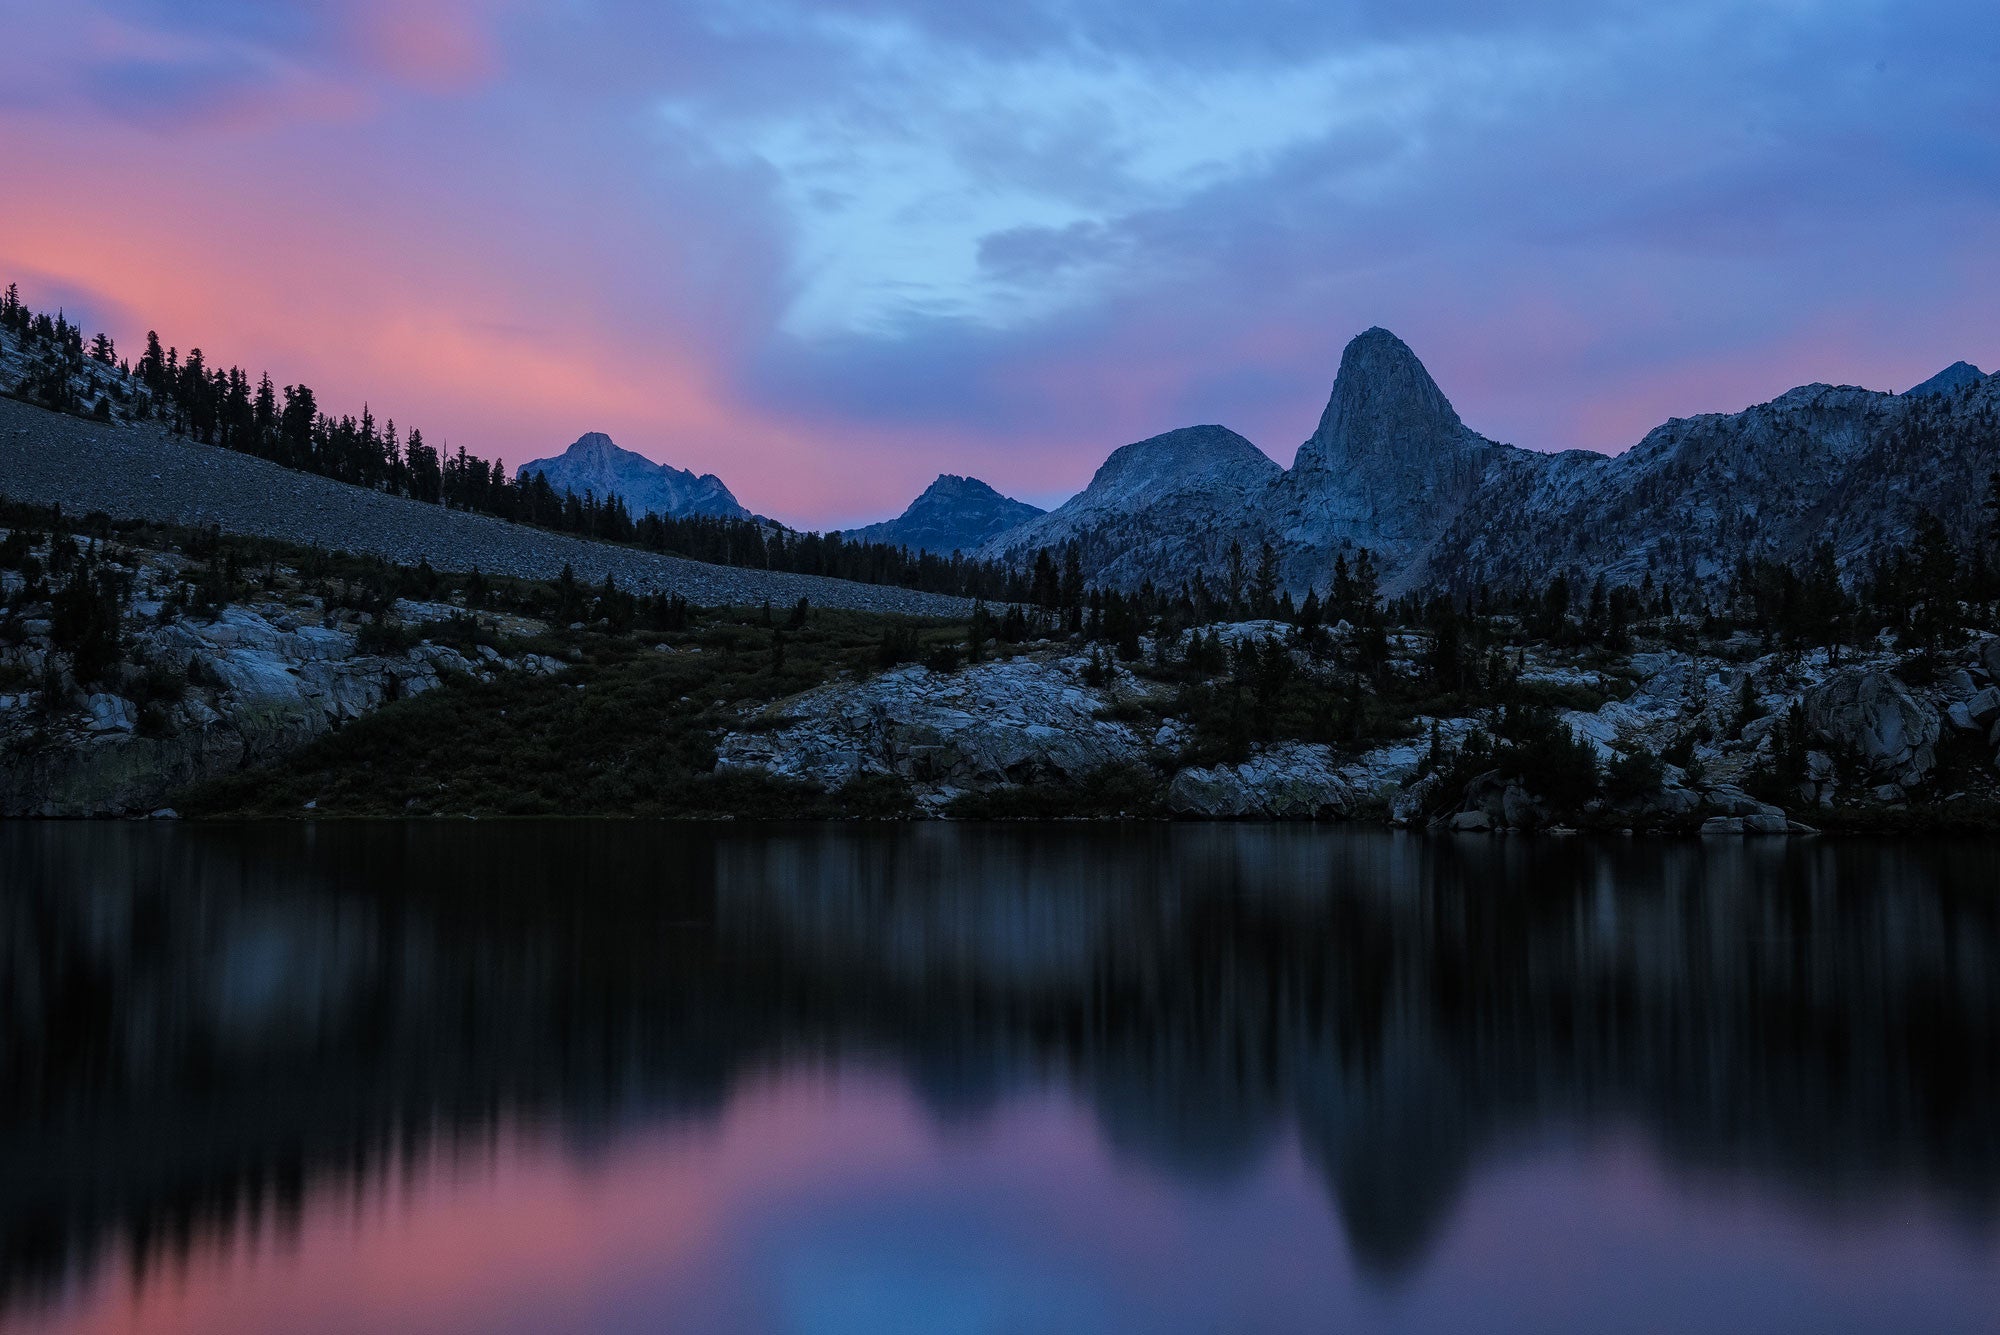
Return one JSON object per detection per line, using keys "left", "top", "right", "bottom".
{"left": 356, "top": 619, "right": 417, "bottom": 656}
{"left": 1604, "top": 745, "right": 1665, "bottom": 803}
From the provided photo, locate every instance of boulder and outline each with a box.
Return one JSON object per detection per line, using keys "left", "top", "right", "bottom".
{"left": 1739, "top": 714, "right": 1781, "bottom": 749}
{"left": 1968, "top": 686, "right": 2000, "bottom": 728}
{"left": 1630, "top": 784, "right": 1701, "bottom": 818}
{"left": 1700, "top": 816, "right": 1744, "bottom": 835}
{"left": 1449, "top": 810, "right": 1492, "bottom": 832}
{"left": 1802, "top": 670, "right": 1938, "bottom": 786}
{"left": 1703, "top": 785, "right": 1785, "bottom": 819}
{"left": 84, "top": 693, "right": 137, "bottom": 733}
{"left": 1500, "top": 780, "right": 1544, "bottom": 830}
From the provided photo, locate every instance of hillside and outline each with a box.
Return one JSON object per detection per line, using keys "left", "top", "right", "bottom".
{"left": 0, "top": 396, "right": 971, "bottom": 616}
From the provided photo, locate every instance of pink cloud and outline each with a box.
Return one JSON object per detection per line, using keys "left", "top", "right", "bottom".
{"left": 349, "top": 0, "right": 501, "bottom": 92}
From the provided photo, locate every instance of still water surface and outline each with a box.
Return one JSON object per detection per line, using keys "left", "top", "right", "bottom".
{"left": 3, "top": 824, "right": 1998, "bottom": 1333}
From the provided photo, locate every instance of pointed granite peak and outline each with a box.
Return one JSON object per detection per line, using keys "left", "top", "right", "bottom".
{"left": 1904, "top": 361, "right": 1986, "bottom": 398}
{"left": 516, "top": 432, "right": 746, "bottom": 520}
{"left": 1293, "top": 328, "right": 1466, "bottom": 477}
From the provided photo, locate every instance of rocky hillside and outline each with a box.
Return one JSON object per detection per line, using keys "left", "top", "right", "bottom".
{"left": 0, "top": 396, "right": 971, "bottom": 617}
{"left": 842, "top": 474, "right": 1043, "bottom": 555}
{"left": 0, "top": 517, "right": 563, "bottom": 815}
{"left": 714, "top": 620, "right": 2000, "bottom": 830}
{"left": 1423, "top": 373, "right": 2000, "bottom": 595}
{"left": 515, "top": 431, "right": 747, "bottom": 520}
{"left": 16, "top": 484, "right": 1997, "bottom": 827}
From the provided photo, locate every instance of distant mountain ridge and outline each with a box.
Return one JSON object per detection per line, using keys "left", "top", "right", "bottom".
{"left": 516, "top": 432, "right": 747, "bottom": 521}
{"left": 979, "top": 331, "right": 2000, "bottom": 598}
{"left": 843, "top": 474, "right": 1044, "bottom": 555}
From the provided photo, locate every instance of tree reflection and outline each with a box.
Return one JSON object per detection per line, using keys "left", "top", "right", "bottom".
{"left": 2, "top": 823, "right": 1996, "bottom": 1312}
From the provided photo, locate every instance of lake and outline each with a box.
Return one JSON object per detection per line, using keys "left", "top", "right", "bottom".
{"left": 2, "top": 824, "right": 1997, "bottom": 1334}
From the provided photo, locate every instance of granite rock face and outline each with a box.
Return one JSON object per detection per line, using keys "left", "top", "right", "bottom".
{"left": 715, "top": 629, "right": 1472, "bottom": 818}
{"left": 716, "top": 654, "right": 1153, "bottom": 808}
{"left": 1802, "top": 670, "right": 1940, "bottom": 788}
{"left": 1266, "top": 327, "right": 1505, "bottom": 586}
{"left": 1166, "top": 744, "right": 1358, "bottom": 819}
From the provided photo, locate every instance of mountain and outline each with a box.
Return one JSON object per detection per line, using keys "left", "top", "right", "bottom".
{"left": 1421, "top": 375, "right": 2000, "bottom": 594}
{"left": 986, "top": 329, "right": 2000, "bottom": 599}
{"left": 843, "top": 474, "right": 1044, "bottom": 555}
{"left": 981, "top": 426, "right": 1282, "bottom": 588}
{"left": 1265, "top": 327, "right": 1509, "bottom": 588}
{"left": 1905, "top": 362, "right": 1986, "bottom": 398}
{"left": 515, "top": 432, "right": 747, "bottom": 520}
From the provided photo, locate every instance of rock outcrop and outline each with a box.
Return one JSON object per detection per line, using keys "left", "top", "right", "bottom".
{"left": 1166, "top": 744, "right": 1359, "bottom": 818}
{"left": 716, "top": 654, "right": 1153, "bottom": 807}
{"left": 716, "top": 632, "right": 1472, "bottom": 819}
{"left": 1802, "top": 669, "right": 1940, "bottom": 788}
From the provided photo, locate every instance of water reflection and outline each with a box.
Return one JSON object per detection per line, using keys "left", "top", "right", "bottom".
{"left": 3, "top": 824, "right": 1998, "bottom": 1331}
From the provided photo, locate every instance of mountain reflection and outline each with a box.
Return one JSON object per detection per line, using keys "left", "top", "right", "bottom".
{"left": 2, "top": 824, "right": 1997, "bottom": 1314}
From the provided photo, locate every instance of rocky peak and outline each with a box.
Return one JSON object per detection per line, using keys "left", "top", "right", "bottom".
{"left": 1089, "top": 425, "right": 1280, "bottom": 502}
{"left": 1265, "top": 329, "right": 1500, "bottom": 581}
{"left": 1292, "top": 328, "right": 1471, "bottom": 478}
{"left": 515, "top": 432, "right": 747, "bottom": 520}
{"left": 843, "top": 473, "right": 1044, "bottom": 555}
{"left": 916, "top": 474, "right": 1002, "bottom": 504}
{"left": 1904, "top": 361, "right": 1986, "bottom": 398}
{"left": 977, "top": 425, "right": 1279, "bottom": 589}
{"left": 563, "top": 431, "right": 625, "bottom": 460}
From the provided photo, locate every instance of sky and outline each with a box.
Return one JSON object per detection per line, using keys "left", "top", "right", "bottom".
{"left": 1, "top": 0, "right": 1997, "bottom": 528}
